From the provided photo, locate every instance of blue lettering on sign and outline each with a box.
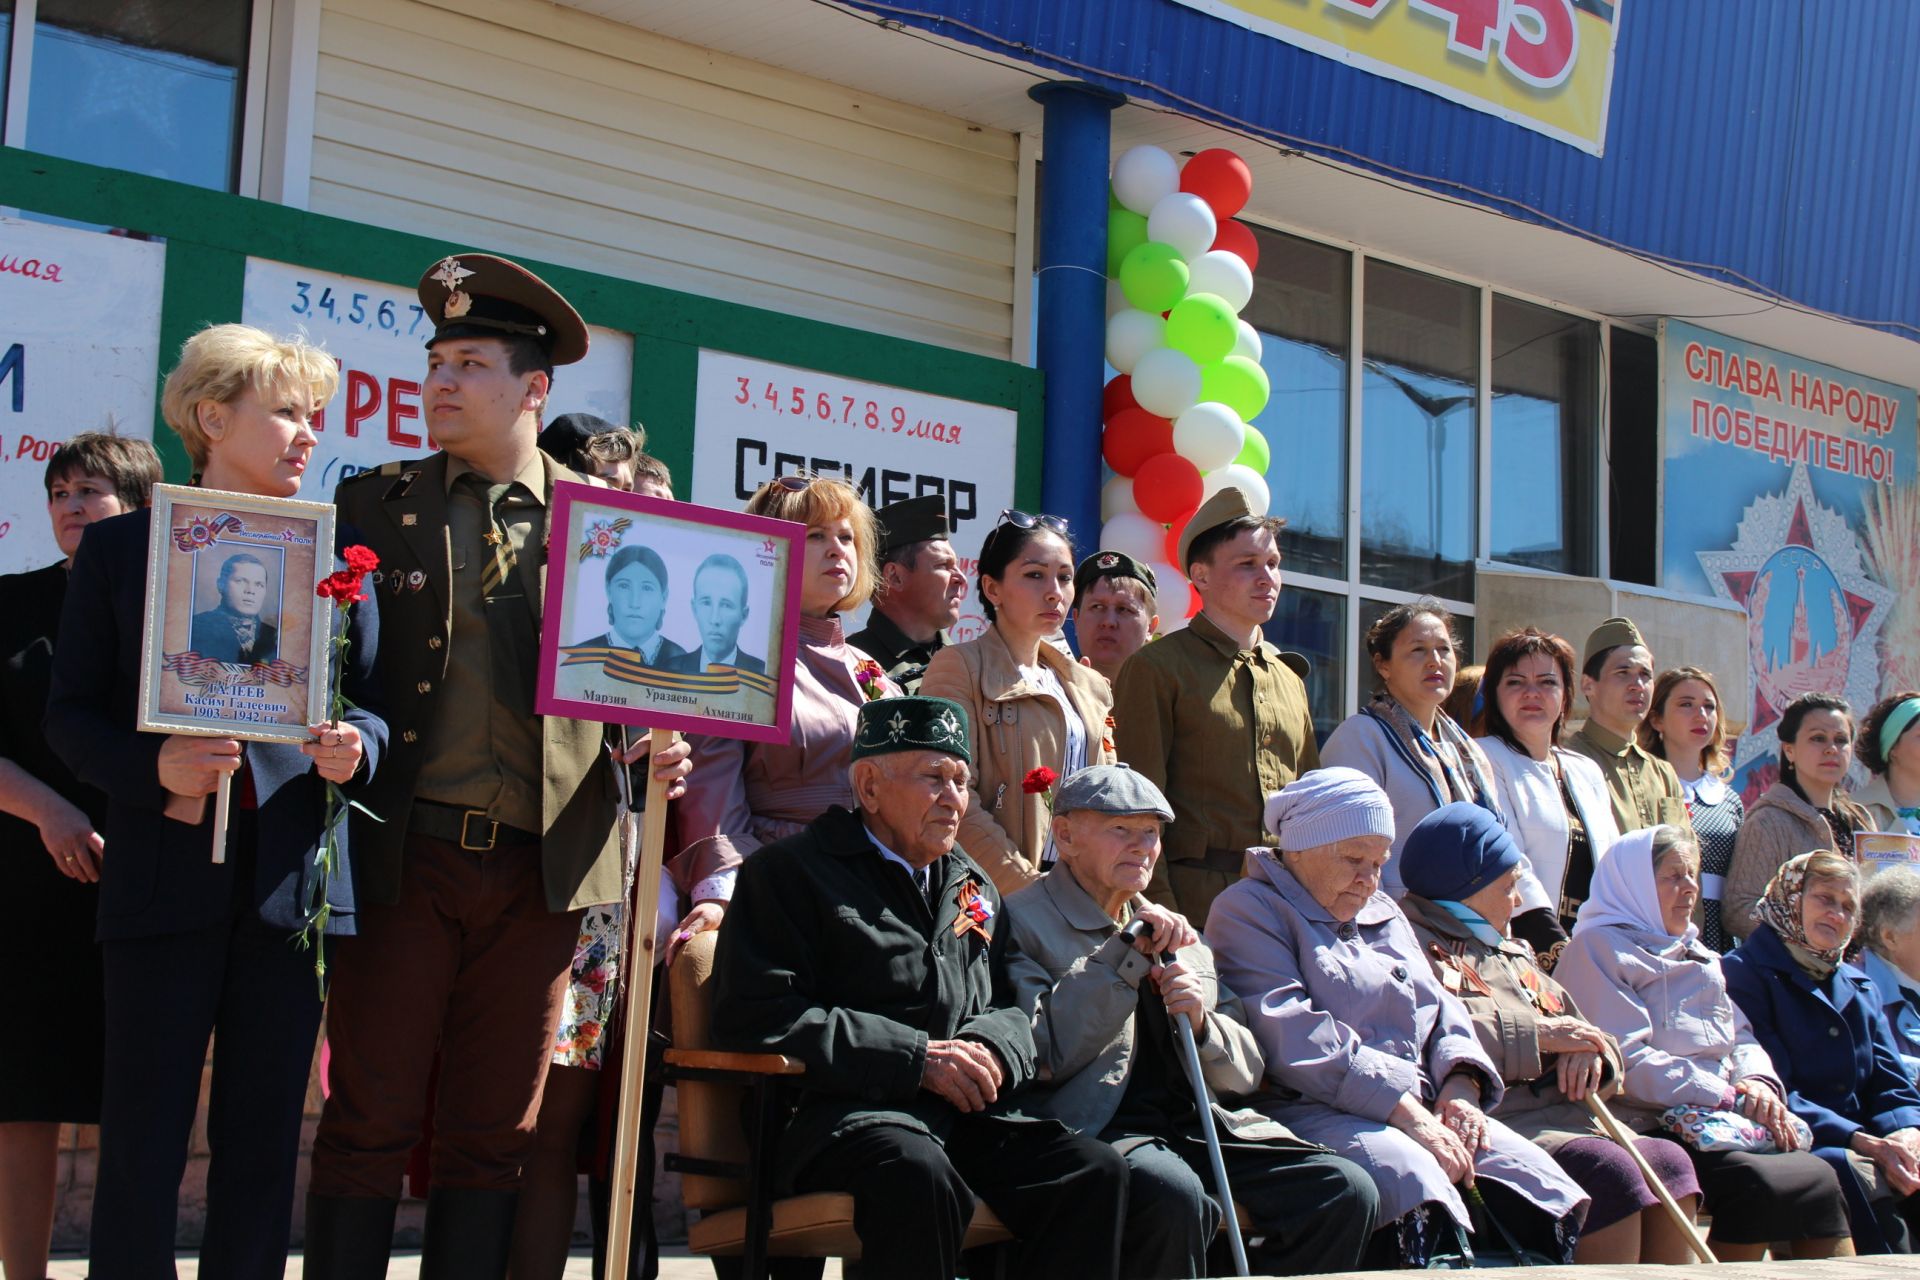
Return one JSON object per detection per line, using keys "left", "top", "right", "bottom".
{"left": 0, "top": 344, "right": 22, "bottom": 413}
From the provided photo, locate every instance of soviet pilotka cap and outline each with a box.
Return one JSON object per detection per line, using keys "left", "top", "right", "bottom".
{"left": 1582, "top": 615, "right": 1647, "bottom": 669}
{"left": 851, "top": 696, "right": 971, "bottom": 764}
{"left": 418, "top": 252, "right": 590, "bottom": 366}
{"left": 1175, "top": 485, "right": 1255, "bottom": 572}
{"left": 1051, "top": 764, "right": 1174, "bottom": 821}
{"left": 873, "top": 496, "right": 951, "bottom": 556}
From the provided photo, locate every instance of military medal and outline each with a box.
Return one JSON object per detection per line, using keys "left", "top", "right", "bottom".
{"left": 1518, "top": 964, "right": 1564, "bottom": 1014}
{"left": 952, "top": 879, "right": 992, "bottom": 942}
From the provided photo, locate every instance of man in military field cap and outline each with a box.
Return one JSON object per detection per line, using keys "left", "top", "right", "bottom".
{"left": 307, "top": 253, "right": 693, "bottom": 1277}
{"left": 1004, "top": 763, "right": 1380, "bottom": 1276}
{"left": 1072, "top": 549, "right": 1160, "bottom": 683}
{"left": 848, "top": 495, "right": 968, "bottom": 694}
{"left": 711, "top": 697, "right": 1127, "bottom": 1280}
{"left": 1564, "top": 614, "right": 1690, "bottom": 834}
{"left": 1113, "top": 485, "right": 1319, "bottom": 925}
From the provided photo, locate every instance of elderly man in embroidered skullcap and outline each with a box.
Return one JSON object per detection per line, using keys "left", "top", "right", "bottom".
{"left": 1208, "top": 768, "right": 1590, "bottom": 1267}
{"left": 711, "top": 696, "right": 1127, "bottom": 1280}
{"left": 1005, "top": 764, "right": 1378, "bottom": 1277}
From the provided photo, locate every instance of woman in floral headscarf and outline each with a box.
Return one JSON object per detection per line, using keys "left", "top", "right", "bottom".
{"left": 1724, "top": 852, "right": 1920, "bottom": 1252}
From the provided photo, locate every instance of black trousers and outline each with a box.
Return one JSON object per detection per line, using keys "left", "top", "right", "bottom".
{"left": 796, "top": 1117, "right": 1128, "bottom": 1280}
{"left": 90, "top": 907, "right": 323, "bottom": 1279}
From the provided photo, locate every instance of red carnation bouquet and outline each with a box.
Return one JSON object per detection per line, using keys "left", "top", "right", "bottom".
{"left": 1022, "top": 766, "right": 1059, "bottom": 796}
{"left": 297, "top": 544, "right": 381, "bottom": 990}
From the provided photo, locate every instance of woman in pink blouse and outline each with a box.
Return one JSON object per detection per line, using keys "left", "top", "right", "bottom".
{"left": 668, "top": 475, "right": 896, "bottom": 955}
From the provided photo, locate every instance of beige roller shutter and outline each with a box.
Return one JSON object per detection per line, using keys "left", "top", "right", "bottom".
{"left": 310, "top": 0, "right": 1017, "bottom": 356}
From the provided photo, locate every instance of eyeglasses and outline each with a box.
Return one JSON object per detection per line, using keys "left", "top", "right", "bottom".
{"left": 994, "top": 509, "right": 1069, "bottom": 536}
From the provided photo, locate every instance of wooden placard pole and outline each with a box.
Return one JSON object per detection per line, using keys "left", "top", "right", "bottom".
{"left": 1585, "top": 1094, "right": 1717, "bottom": 1264}
{"left": 604, "top": 729, "right": 680, "bottom": 1280}
{"left": 210, "top": 770, "right": 233, "bottom": 865}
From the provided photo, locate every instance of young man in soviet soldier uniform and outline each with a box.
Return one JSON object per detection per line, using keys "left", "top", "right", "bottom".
{"left": 847, "top": 495, "right": 966, "bottom": 694}
{"left": 303, "top": 253, "right": 691, "bottom": 1279}
{"left": 712, "top": 695, "right": 1128, "bottom": 1280}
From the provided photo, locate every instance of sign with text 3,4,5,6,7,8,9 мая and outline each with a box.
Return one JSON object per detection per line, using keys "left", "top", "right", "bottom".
{"left": 1166, "top": 0, "right": 1620, "bottom": 155}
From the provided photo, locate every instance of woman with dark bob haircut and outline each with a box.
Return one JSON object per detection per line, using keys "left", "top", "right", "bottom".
{"left": 1726, "top": 691, "right": 1874, "bottom": 941}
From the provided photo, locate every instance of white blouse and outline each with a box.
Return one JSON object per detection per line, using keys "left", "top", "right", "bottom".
{"left": 1479, "top": 734, "right": 1622, "bottom": 915}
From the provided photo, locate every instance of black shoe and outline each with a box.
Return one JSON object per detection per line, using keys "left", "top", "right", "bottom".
{"left": 420, "top": 1187, "right": 519, "bottom": 1280}
{"left": 302, "top": 1193, "right": 399, "bottom": 1279}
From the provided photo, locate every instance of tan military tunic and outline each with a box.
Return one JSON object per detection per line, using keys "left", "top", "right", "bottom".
{"left": 414, "top": 454, "right": 545, "bottom": 834}
{"left": 1562, "top": 719, "right": 1689, "bottom": 835}
{"left": 1112, "top": 610, "right": 1319, "bottom": 924}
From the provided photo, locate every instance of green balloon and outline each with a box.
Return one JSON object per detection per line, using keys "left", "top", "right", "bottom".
{"left": 1107, "top": 209, "right": 1148, "bottom": 277}
{"left": 1235, "top": 424, "right": 1271, "bottom": 472}
{"left": 1164, "top": 293, "right": 1238, "bottom": 364}
{"left": 1119, "top": 242, "right": 1190, "bottom": 314}
{"left": 1200, "top": 355, "right": 1271, "bottom": 422}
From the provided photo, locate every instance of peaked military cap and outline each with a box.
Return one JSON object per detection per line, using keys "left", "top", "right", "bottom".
{"left": 852, "top": 695, "right": 971, "bottom": 764}
{"left": 874, "top": 496, "right": 951, "bottom": 556}
{"left": 418, "top": 252, "right": 589, "bottom": 366}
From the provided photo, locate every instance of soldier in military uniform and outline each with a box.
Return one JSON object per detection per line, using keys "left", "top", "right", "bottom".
{"left": 712, "top": 696, "right": 1128, "bottom": 1280}
{"left": 303, "top": 253, "right": 691, "bottom": 1279}
{"left": 1563, "top": 616, "right": 1690, "bottom": 834}
{"left": 1070, "top": 550, "right": 1159, "bottom": 683}
{"left": 847, "top": 495, "right": 966, "bottom": 693}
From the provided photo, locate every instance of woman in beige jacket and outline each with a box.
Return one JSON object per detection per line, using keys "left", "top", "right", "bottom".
{"left": 921, "top": 512, "right": 1113, "bottom": 895}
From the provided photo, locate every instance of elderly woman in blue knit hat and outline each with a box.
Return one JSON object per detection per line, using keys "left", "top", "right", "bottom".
{"left": 1399, "top": 802, "right": 1703, "bottom": 1264}
{"left": 1209, "top": 769, "right": 1589, "bottom": 1266}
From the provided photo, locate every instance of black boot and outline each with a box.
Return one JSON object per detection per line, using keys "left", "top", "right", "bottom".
{"left": 302, "top": 1193, "right": 399, "bottom": 1279}
{"left": 420, "top": 1187, "right": 519, "bottom": 1280}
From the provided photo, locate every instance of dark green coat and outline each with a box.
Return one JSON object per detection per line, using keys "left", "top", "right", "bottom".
{"left": 846, "top": 609, "right": 947, "bottom": 695}
{"left": 712, "top": 804, "right": 1037, "bottom": 1186}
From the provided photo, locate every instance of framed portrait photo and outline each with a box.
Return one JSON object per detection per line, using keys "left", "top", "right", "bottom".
{"left": 135, "top": 484, "right": 336, "bottom": 743}
{"left": 537, "top": 482, "right": 803, "bottom": 743}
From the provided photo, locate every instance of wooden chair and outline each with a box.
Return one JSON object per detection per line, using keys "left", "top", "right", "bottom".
{"left": 663, "top": 930, "right": 1013, "bottom": 1276}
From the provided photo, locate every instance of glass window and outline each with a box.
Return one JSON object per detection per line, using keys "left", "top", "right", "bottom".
{"left": 1608, "top": 328, "right": 1659, "bottom": 586}
{"left": 1356, "top": 597, "right": 1473, "bottom": 700}
{"left": 1265, "top": 585, "right": 1345, "bottom": 747}
{"left": 1360, "top": 261, "right": 1478, "bottom": 600}
{"left": 25, "top": 0, "right": 250, "bottom": 192}
{"left": 1491, "top": 296, "right": 1599, "bottom": 576}
{"left": 1244, "top": 229, "right": 1350, "bottom": 580}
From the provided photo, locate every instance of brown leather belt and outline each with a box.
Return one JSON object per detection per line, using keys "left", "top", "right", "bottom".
{"left": 411, "top": 801, "right": 539, "bottom": 852}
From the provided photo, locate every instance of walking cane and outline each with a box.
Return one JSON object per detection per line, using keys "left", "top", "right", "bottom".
{"left": 1583, "top": 1093, "right": 1717, "bottom": 1263}
{"left": 1121, "top": 919, "right": 1250, "bottom": 1276}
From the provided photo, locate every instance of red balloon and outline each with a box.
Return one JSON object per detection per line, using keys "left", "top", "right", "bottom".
{"left": 1103, "top": 374, "right": 1137, "bottom": 423}
{"left": 1134, "top": 453, "right": 1203, "bottom": 524}
{"left": 1211, "top": 220, "right": 1260, "bottom": 273}
{"left": 1102, "top": 409, "right": 1174, "bottom": 478}
{"left": 1181, "top": 148, "right": 1254, "bottom": 219}
{"left": 1163, "top": 517, "right": 1187, "bottom": 566}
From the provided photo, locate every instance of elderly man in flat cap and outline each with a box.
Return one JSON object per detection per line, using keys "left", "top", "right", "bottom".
{"left": 306, "top": 253, "right": 692, "bottom": 1277}
{"left": 1114, "top": 486, "right": 1319, "bottom": 925}
{"left": 848, "top": 495, "right": 968, "bottom": 694}
{"left": 712, "top": 696, "right": 1127, "bottom": 1280}
{"left": 1563, "top": 616, "right": 1689, "bottom": 834}
{"left": 1005, "top": 764, "right": 1379, "bottom": 1278}
{"left": 1072, "top": 551, "right": 1160, "bottom": 684}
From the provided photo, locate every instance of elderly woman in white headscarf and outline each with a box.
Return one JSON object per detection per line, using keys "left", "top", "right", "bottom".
{"left": 1554, "top": 825, "right": 1853, "bottom": 1261}
{"left": 1208, "top": 768, "right": 1589, "bottom": 1267}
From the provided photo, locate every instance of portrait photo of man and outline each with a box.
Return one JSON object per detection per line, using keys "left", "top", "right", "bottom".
{"left": 663, "top": 553, "right": 764, "bottom": 675}
{"left": 580, "top": 543, "right": 686, "bottom": 667}
{"left": 189, "top": 551, "right": 279, "bottom": 665}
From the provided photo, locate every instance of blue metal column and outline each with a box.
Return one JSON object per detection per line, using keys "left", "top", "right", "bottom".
{"left": 1028, "top": 81, "right": 1124, "bottom": 547}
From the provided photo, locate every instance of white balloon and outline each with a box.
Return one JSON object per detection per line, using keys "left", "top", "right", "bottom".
{"left": 1131, "top": 348, "right": 1202, "bottom": 419}
{"left": 1101, "top": 472, "right": 1141, "bottom": 521}
{"left": 1172, "top": 402, "right": 1246, "bottom": 472}
{"left": 1159, "top": 613, "right": 1190, "bottom": 634}
{"left": 1107, "top": 279, "right": 1130, "bottom": 318}
{"left": 1111, "top": 146, "right": 1180, "bottom": 216}
{"left": 1147, "top": 192, "right": 1218, "bottom": 262}
{"left": 1145, "top": 560, "right": 1184, "bottom": 608}
{"left": 1105, "top": 308, "right": 1166, "bottom": 375}
{"left": 1188, "top": 250, "right": 1255, "bottom": 312}
{"left": 1232, "top": 319, "right": 1264, "bottom": 363}
{"left": 1202, "top": 463, "right": 1271, "bottom": 514}
{"left": 1100, "top": 512, "right": 1168, "bottom": 567}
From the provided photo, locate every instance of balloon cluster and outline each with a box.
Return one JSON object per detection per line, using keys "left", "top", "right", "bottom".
{"left": 1102, "top": 146, "right": 1271, "bottom": 625}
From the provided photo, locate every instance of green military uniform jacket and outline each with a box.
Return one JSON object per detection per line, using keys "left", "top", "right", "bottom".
{"left": 334, "top": 450, "right": 622, "bottom": 912}
{"left": 1112, "top": 611, "right": 1320, "bottom": 924}
{"left": 846, "top": 608, "right": 948, "bottom": 696}
{"left": 711, "top": 804, "right": 1038, "bottom": 1188}
{"left": 1562, "top": 719, "right": 1691, "bottom": 834}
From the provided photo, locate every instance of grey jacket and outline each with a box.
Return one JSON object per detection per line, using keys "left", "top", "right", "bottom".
{"left": 1005, "top": 865, "right": 1297, "bottom": 1145}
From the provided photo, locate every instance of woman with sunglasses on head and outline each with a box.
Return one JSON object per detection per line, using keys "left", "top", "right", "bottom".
{"left": 921, "top": 510, "right": 1116, "bottom": 896}
{"left": 666, "top": 474, "right": 898, "bottom": 957}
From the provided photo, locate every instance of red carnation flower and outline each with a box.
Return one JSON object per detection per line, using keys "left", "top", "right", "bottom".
{"left": 342, "top": 544, "right": 380, "bottom": 575}
{"left": 1022, "top": 766, "right": 1058, "bottom": 795}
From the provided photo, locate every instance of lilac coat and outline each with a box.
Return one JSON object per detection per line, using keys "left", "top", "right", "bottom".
{"left": 1208, "top": 853, "right": 1588, "bottom": 1228}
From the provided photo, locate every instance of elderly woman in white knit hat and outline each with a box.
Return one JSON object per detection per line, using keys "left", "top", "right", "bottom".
{"left": 1208, "top": 768, "right": 1590, "bottom": 1266}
